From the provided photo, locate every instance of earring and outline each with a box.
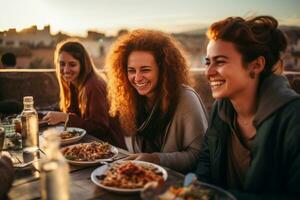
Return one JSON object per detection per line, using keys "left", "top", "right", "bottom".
{"left": 249, "top": 71, "right": 255, "bottom": 79}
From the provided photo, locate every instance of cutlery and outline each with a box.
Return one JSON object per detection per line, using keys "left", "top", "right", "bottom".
{"left": 99, "top": 161, "right": 111, "bottom": 167}
{"left": 99, "top": 155, "right": 128, "bottom": 167}
{"left": 63, "top": 118, "right": 68, "bottom": 132}
{"left": 183, "top": 173, "right": 197, "bottom": 187}
{"left": 14, "top": 159, "right": 40, "bottom": 168}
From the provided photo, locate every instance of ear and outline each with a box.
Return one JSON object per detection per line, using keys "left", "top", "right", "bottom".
{"left": 249, "top": 56, "right": 265, "bottom": 74}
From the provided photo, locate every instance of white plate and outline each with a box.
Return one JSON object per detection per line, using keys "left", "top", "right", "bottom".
{"left": 91, "top": 160, "right": 168, "bottom": 193}
{"left": 44, "top": 126, "right": 86, "bottom": 145}
{"left": 61, "top": 143, "right": 119, "bottom": 166}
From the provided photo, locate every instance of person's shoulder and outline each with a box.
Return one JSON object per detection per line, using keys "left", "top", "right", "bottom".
{"left": 179, "top": 85, "right": 200, "bottom": 101}
{"left": 84, "top": 73, "right": 107, "bottom": 92}
{"left": 279, "top": 98, "right": 300, "bottom": 116}
{"left": 177, "top": 85, "right": 206, "bottom": 112}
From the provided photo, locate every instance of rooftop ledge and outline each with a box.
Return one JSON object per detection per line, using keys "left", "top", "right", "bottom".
{"left": 1, "top": 68, "right": 300, "bottom": 113}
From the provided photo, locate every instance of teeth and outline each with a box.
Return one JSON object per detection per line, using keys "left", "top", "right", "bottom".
{"left": 136, "top": 82, "right": 147, "bottom": 87}
{"left": 210, "top": 81, "right": 225, "bottom": 88}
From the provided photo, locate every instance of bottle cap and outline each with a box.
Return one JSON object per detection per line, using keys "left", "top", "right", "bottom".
{"left": 23, "top": 96, "right": 33, "bottom": 103}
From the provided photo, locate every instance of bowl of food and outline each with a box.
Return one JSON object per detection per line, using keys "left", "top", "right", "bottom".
{"left": 141, "top": 181, "right": 236, "bottom": 200}
{"left": 61, "top": 141, "right": 118, "bottom": 166}
{"left": 91, "top": 160, "right": 168, "bottom": 193}
{"left": 43, "top": 126, "right": 86, "bottom": 145}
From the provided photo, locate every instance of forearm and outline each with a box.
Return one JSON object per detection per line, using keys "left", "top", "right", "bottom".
{"left": 154, "top": 147, "right": 200, "bottom": 173}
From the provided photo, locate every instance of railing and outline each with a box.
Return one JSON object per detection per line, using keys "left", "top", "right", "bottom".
{"left": 1, "top": 67, "right": 300, "bottom": 75}
{"left": 1, "top": 68, "right": 300, "bottom": 113}
{"left": 0, "top": 69, "right": 56, "bottom": 73}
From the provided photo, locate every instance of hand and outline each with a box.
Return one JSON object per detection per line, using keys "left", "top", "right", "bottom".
{"left": 1, "top": 151, "right": 12, "bottom": 159}
{"left": 42, "top": 111, "right": 68, "bottom": 125}
{"left": 124, "top": 153, "right": 160, "bottom": 165}
{"left": 1, "top": 152, "right": 13, "bottom": 166}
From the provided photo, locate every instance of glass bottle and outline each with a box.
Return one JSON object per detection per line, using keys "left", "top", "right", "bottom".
{"left": 11, "top": 118, "right": 22, "bottom": 150}
{"left": 40, "top": 130, "right": 70, "bottom": 200}
{"left": 20, "top": 96, "right": 39, "bottom": 152}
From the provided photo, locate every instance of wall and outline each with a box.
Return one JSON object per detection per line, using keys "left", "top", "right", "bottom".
{"left": 0, "top": 71, "right": 59, "bottom": 110}
{"left": 0, "top": 70, "right": 300, "bottom": 113}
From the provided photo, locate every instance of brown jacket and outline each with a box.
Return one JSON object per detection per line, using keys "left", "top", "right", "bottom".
{"left": 67, "top": 74, "right": 126, "bottom": 149}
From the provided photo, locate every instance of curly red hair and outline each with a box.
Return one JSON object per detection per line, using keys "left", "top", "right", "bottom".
{"left": 106, "top": 29, "right": 190, "bottom": 135}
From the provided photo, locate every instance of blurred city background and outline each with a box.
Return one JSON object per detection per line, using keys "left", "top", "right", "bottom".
{"left": 0, "top": 0, "right": 299, "bottom": 71}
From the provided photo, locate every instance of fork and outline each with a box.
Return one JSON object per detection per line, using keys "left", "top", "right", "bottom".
{"left": 99, "top": 155, "right": 128, "bottom": 167}
{"left": 14, "top": 159, "right": 40, "bottom": 168}
{"left": 63, "top": 118, "right": 68, "bottom": 132}
{"left": 99, "top": 161, "right": 111, "bottom": 167}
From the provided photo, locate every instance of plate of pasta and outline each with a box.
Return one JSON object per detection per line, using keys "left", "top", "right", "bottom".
{"left": 61, "top": 141, "right": 118, "bottom": 166}
{"left": 42, "top": 126, "right": 86, "bottom": 145}
{"left": 141, "top": 181, "right": 236, "bottom": 200}
{"left": 91, "top": 160, "right": 168, "bottom": 193}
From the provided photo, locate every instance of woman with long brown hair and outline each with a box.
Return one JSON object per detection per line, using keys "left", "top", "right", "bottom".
{"left": 195, "top": 16, "right": 300, "bottom": 198}
{"left": 43, "top": 39, "right": 125, "bottom": 148}
{"left": 106, "top": 29, "right": 208, "bottom": 172}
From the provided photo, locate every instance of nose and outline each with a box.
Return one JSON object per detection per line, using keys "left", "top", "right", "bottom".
{"left": 134, "top": 71, "right": 143, "bottom": 82}
{"left": 62, "top": 65, "right": 70, "bottom": 74}
{"left": 205, "top": 63, "right": 217, "bottom": 78}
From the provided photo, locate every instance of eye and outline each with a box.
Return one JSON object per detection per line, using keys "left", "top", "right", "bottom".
{"left": 127, "top": 68, "right": 135, "bottom": 74}
{"left": 216, "top": 60, "right": 226, "bottom": 66}
{"left": 204, "top": 58, "right": 210, "bottom": 67}
{"left": 204, "top": 61, "right": 210, "bottom": 67}
{"left": 59, "top": 62, "right": 65, "bottom": 68}
{"left": 204, "top": 59, "right": 210, "bottom": 67}
{"left": 141, "top": 68, "right": 151, "bottom": 72}
{"left": 69, "top": 62, "right": 78, "bottom": 67}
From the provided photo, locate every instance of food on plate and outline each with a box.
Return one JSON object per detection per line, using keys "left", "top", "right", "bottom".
{"left": 157, "top": 184, "right": 216, "bottom": 200}
{"left": 97, "top": 161, "right": 164, "bottom": 189}
{"left": 61, "top": 141, "right": 115, "bottom": 161}
{"left": 60, "top": 129, "right": 83, "bottom": 140}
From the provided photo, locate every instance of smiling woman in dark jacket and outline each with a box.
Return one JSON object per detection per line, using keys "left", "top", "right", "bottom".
{"left": 195, "top": 16, "right": 300, "bottom": 199}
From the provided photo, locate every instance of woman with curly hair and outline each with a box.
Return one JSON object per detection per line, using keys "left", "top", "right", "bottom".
{"left": 43, "top": 39, "right": 126, "bottom": 148}
{"left": 195, "top": 16, "right": 300, "bottom": 199}
{"left": 106, "top": 29, "right": 208, "bottom": 172}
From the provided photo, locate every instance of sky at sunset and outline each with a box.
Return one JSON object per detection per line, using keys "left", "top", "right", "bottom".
{"left": 0, "top": 0, "right": 299, "bottom": 36}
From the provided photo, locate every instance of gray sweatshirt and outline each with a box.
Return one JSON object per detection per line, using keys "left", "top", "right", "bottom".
{"left": 133, "top": 85, "right": 208, "bottom": 173}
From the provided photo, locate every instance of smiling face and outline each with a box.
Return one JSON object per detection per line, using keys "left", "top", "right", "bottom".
{"left": 127, "top": 51, "right": 160, "bottom": 103}
{"left": 205, "top": 40, "right": 253, "bottom": 100}
{"left": 59, "top": 51, "right": 81, "bottom": 84}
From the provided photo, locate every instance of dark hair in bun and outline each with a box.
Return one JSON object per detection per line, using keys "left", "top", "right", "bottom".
{"left": 207, "top": 15, "right": 287, "bottom": 78}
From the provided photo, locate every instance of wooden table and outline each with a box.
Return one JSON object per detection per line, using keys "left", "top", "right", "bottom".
{"left": 8, "top": 129, "right": 185, "bottom": 200}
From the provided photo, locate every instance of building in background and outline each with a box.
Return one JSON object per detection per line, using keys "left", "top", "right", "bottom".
{"left": 0, "top": 25, "right": 300, "bottom": 72}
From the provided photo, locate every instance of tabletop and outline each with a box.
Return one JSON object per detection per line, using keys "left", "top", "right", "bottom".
{"left": 8, "top": 127, "right": 185, "bottom": 200}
